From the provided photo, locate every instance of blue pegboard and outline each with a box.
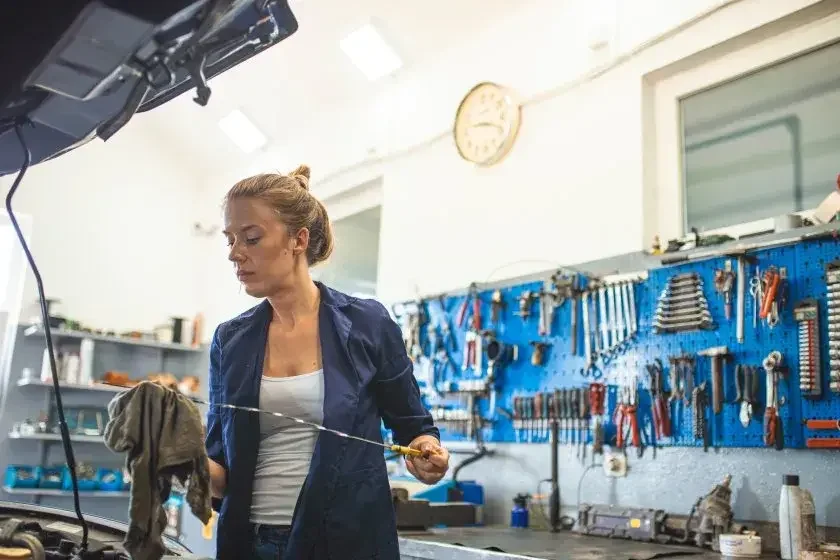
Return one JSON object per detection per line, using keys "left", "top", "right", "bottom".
{"left": 391, "top": 237, "right": 840, "bottom": 451}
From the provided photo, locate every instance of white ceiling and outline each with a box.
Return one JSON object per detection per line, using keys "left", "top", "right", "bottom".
{"left": 137, "top": 0, "right": 530, "bottom": 181}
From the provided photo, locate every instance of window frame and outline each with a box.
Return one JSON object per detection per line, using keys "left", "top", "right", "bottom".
{"left": 650, "top": 11, "right": 840, "bottom": 241}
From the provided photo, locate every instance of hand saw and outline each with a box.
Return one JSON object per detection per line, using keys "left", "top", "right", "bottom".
{"left": 105, "top": 382, "right": 430, "bottom": 459}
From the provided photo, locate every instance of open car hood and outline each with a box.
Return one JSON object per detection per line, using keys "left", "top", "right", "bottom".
{"left": 0, "top": 0, "right": 298, "bottom": 176}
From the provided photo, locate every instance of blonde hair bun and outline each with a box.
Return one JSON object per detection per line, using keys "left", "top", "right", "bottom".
{"left": 290, "top": 164, "right": 311, "bottom": 190}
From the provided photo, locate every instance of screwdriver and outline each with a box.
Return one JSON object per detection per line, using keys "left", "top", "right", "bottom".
{"left": 534, "top": 393, "right": 543, "bottom": 442}
{"left": 542, "top": 391, "right": 551, "bottom": 439}
{"left": 558, "top": 389, "right": 568, "bottom": 443}
{"left": 106, "top": 382, "right": 431, "bottom": 459}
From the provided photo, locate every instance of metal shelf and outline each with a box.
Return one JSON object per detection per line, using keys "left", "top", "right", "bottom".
{"left": 2, "top": 486, "right": 128, "bottom": 498}
{"left": 16, "top": 378, "right": 124, "bottom": 393}
{"left": 8, "top": 431, "right": 104, "bottom": 443}
{"left": 24, "top": 325, "right": 203, "bottom": 353}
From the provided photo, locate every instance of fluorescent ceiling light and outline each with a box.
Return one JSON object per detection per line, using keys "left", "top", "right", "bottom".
{"left": 340, "top": 23, "right": 402, "bottom": 81}
{"left": 218, "top": 109, "right": 267, "bottom": 154}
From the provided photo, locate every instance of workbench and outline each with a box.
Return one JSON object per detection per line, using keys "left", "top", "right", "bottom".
{"left": 398, "top": 527, "right": 738, "bottom": 560}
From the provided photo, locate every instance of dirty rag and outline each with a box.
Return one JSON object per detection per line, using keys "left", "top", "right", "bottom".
{"left": 104, "top": 381, "right": 212, "bottom": 560}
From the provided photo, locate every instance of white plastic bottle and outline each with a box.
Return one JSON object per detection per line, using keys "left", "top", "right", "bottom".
{"left": 79, "top": 338, "right": 95, "bottom": 384}
{"left": 800, "top": 484, "right": 817, "bottom": 553}
{"left": 779, "top": 474, "right": 803, "bottom": 560}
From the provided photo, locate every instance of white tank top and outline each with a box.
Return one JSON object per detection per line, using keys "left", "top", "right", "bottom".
{"left": 249, "top": 369, "right": 324, "bottom": 525}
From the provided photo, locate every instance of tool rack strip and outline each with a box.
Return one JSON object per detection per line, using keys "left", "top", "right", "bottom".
{"left": 392, "top": 235, "right": 840, "bottom": 450}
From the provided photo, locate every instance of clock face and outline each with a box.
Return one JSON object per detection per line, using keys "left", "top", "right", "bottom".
{"left": 453, "top": 82, "right": 521, "bottom": 166}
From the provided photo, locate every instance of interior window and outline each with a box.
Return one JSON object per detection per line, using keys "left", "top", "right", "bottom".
{"left": 680, "top": 40, "right": 840, "bottom": 233}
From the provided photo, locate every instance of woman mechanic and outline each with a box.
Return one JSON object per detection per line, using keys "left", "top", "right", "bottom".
{"left": 205, "top": 164, "right": 449, "bottom": 560}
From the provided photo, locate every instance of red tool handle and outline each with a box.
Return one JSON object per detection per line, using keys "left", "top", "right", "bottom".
{"left": 659, "top": 397, "right": 672, "bottom": 437}
{"left": 651, "top": 399, "right": 663, "bottom": 439}
{"left": 456, "top": 296, "right": 470, "bottom": 327}
{"left": 806, "top": 438, "right": 840, "bottom": 449}
{"left": 651, "top": 397, "right": 671, "bottom": 439}
{"left": 763, "top": 407, "right": 777, "bottom": 446}
{"left": 471, "top": 295, "right": 482, "bottom": 331}
{"left": 759, "top": 271, "right": 779, "bottom": 319}
{"left": 805, "top": 419, "right": 840, "bottom": 430}
{"left": 589, "top": 383, "right": 605, "bottom": 415}
{"left": 627, "top": 406, "right": 640, "bottom": 448}
{"left": 614, "top": 406, "right": 626, "bottom": 448}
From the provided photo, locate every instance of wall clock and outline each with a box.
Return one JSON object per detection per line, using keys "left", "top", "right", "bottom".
{"left": 453, "top": 82, "right": 521, "bottom": 166}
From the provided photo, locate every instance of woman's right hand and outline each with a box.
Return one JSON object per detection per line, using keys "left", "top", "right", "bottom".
{"left": 208, "top": 458, "right": 227, "bottom": 498}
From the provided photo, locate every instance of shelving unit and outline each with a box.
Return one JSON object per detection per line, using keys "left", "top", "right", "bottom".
{"left": 17, "top": 378, "right": 123, "bottom": 393}
{"left": 8, "top": 431, "right": 105, "bottom": 443}
{"left": 1, "top": 323, "right": 209, "bottom": 517}
{"left": 2, "top": 486, "right": 129, "bottom": 498}
{"left": 23, "top": 325, "right": 203, "bottom": 353}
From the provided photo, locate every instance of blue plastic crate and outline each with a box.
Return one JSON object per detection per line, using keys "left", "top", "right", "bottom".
{"left": 61, "top": 466, "right": 98, "bottom": 491}
{"left": 96, "top": 468, "right": 124, "bottom": 492}
{"left": 38, "top": 466, "right": 63, "bottom": 489}
{"left": 4, "top": 465, "right": 40, "bottom": 488}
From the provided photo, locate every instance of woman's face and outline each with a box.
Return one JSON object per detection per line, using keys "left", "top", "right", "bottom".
{"left": 223, "top": 197, "right": 306, "bottom": 297}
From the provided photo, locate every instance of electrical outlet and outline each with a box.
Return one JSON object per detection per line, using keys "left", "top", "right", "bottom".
{"left": 603, "top": 451, "right": 627, "bottom": 477}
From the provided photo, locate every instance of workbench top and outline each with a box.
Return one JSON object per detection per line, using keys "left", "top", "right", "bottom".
{"left": 398, "top": 527, "right": 735, "bottom": 560}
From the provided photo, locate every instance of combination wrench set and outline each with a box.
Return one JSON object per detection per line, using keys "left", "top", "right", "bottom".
{"left": 580, "top": 277, "right": 640, "bottom": 370}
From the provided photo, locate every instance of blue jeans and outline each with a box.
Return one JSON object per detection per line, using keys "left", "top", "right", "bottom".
{"left": 251, "top": 524, "right": 290, "bottom": 560}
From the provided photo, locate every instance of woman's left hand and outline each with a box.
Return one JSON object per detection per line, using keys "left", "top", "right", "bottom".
{"left": 405, "top": 435, "right": 450, "bottom": 485}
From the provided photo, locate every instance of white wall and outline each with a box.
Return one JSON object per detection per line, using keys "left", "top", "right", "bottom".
{"left": 0, "top": 116, "right": 204, "bottom": 333}
{"left": 272, "top": 0, "right": 834, "bottom": 304}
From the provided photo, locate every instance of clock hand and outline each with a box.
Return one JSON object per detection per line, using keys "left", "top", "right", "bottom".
{"left": 469, "top": 121, "right": 503, "bottom": 131}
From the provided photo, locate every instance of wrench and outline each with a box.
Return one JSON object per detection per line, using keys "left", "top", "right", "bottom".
{"left": 598, "top": 286, "right": 609, "bottom": 351}
{"left": 623, "top": 282, "right": 635, "bottom": 336}
{"left": 613, "top": 284, "right": 625, "bottom": 344}
{"left": 582, "top": 290, "right": 592, "bottom": 366}
{"left": 607, "top": 285, "right": 618, "bottom": 348}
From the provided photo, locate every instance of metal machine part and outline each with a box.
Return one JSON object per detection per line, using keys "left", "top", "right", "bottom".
{"left": 691, "top": 475, "right": 734, "bottom": 551}
{"left": 576, "top": 504, "right": 667, "bottom": 541}
{"left": 0, "top": 501, "right": 196, "bottom": 559}
{"left": 577, "top": 476, "right": 739, "bottom": 549}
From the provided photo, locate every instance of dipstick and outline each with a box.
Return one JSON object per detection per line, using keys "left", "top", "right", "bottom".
{"left": 105, "top": 382, "right": 429, "bottom": 459}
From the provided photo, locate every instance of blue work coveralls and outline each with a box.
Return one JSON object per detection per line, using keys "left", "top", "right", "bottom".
{"left": 205, "top": 283, "right": 440, "bottom": 559}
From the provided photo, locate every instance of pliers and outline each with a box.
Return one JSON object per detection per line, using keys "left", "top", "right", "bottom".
{"left": 733, "top": 365, "right": 759, "bottom": 428}
{"left": 646, "top": 359, "right": 671, "bottom": 439}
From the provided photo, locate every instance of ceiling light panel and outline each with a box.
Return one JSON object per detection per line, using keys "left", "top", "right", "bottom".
{"left": 218, "top": 109, "right": 267, "bottom": 154}
{"left": 340, "top": 23, "right": 402, "bottom": 81}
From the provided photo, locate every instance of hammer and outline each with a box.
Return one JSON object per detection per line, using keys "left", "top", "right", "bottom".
{"left": 698, "top": 346, "right": 731, "bottom": 414}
